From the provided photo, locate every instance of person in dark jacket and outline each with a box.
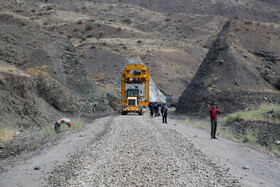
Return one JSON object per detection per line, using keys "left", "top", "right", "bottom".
{"left": 209, "top": 103, "right": 221, "bottom": 139}
{"left": 162, "top": 103, "right": 168, "bottom": 123}
{"left": 154, "top": 103, "right": 159, "bottom": 116}
{"left": 149, "top": 103, "right": 154, "bottom": 118}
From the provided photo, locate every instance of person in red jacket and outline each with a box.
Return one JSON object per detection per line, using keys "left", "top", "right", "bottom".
{"left": 209, "top": 103, "right": 221, "bottom": 139}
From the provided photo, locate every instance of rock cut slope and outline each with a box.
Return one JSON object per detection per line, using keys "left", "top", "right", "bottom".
{"left": 176, "top": 18, "right": 280, "bottom": 116}
{"left": 0, "top": 25, "right": 113, "bottom": 116}
{"left": 0, "top": 64, "right": 57, "bottom": 128}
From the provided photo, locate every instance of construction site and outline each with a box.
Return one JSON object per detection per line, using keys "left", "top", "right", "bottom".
{"left": 0, "top": 0, "right": 280, "bottom": 186}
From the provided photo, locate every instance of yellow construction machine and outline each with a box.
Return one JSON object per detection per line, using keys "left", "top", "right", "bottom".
{"left": 121, "top": 64, "right": 149, "bottom": 115}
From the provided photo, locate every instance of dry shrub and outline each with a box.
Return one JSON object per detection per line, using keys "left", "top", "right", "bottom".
{"left": 0, "top": 128, "right": 15, "bottom": 142}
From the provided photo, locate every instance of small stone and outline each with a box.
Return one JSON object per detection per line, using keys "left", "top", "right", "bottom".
{"left": 79, "top": 135, "right": 83, "bottom": 137}
{"left": 194, "top": 135, "right": 197, "bottom": 137}
{"left": 274, "top": 140, "right": 280, "bottom": 145}
{"left": 234, "top": 81, "right": 240, "bottom": 86}
{"left": 34, "top": 165, "right": 41, "bottom": 170}
{"left": 242, "top": 165, "right": 249, "bottom": 169}
{"left": 174, "top": 124, "right": 177, "bottom": 126}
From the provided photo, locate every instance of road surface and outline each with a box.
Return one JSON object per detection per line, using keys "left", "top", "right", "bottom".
{"left": 0, "top": 112, "right": 279, "bottom": 186}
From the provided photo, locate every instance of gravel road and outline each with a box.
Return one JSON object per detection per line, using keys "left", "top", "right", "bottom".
{"left": 48, "top": 114, "right": 237, "bottom": 186}
{"left": 2, "top": 112, "right": 279, "bottom": 186}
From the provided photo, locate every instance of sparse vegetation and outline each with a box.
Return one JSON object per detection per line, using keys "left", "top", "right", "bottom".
{"left": 242, "top": 129, "right": 257, "bottom": 144}
{"left": 15, "top": 9, "right": 24, "bottom": 13}
{"left": 77, "top": 20, "right": 83, "bottom": 24}
{"left": 47, "top": 5, "right": 53, "bottom": 10}
{"left": 222, "top": 104, "right": 280, "bottom": 124}
{"left": 99, "top": 31, "right": 104, "bottom": 37}
{"left": 275, "top": 108, "right": 280, "bottom": 120}
{"left": 0, "top": 127, "right": 15, "bottom": 142}
{"left": 244, "top": 20, "right": 253, "bottom": 25}
{"left": 176, "top": 26, "right": 180, "bottom": 30}
{"left": 59, "top": 31, "right": 64, "bottom": 34}
{"left": 42, "top": 125, "right": 56, "bottom": 138}
{"left": 72, "top": 118, "right": 84, "bottom": 130}
{"left": 20, "top": 21, "right": 26, "bottom": 26}
{"left": 184, "top": 119, "right": 274, "bottom": 153}
{"left": 117, "top": 27, "right": 122, "bottom": 31}
{"left": 123, "top": 45, "right": 128, "bottom": 50}
{"left": 123, "top": 17, "right": 132, "bottom": 24}
{"left": 67, "top": 33, "right": 72, "bottom": 38}
{"left": 28, "top": 143, "right": 38, "bottom": 150}
{"left": 31, "top": 8, "right": 36, "bottom": 13}
{"left": 85, "top": 24, "right": 93, "bottom": 31}
{"left": 81, "top": 36, "right": 86, "bottom": 42}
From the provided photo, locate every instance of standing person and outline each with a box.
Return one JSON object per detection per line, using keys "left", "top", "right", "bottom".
{"left": 161, "top": 103, "right": 168, "bottom": 123}
{"left": 54, "top": 118, "right": 71, "bottom": 133}
{"left": 154, "top": 103, "right": 159, "bottom": 116}
{"left": 209, "top": 103, "right": 221, "bottom": 139}
{"left": 149, "top": 103, "right": 154, "bottom": 118}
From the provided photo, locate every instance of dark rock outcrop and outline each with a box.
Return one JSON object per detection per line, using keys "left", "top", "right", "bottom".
{"left": 176, "top": 18, "right": 280, "bottom": 117}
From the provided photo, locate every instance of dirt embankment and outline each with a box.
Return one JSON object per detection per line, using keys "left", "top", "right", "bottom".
{"left": 0, "top": 25, "right": 113, "bottom": 115}
{"left": 0, "top": 70, "right": 57, "bottom": 128}
{"left": 0, "top": 66, "right": 59, "bottom": 159}
{"left": 176, "top": 18, "right": 280, "bottom": 117}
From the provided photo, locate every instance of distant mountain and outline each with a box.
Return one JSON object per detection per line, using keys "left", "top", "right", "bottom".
{"left": 90, "top": 0, "right": 280, "bottom": 23}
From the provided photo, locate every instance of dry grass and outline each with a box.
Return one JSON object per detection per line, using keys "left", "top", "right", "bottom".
{"left": 222, "top": 103, "right": 280, "bottom": 124}
{"left": 242, "top": 129, "right": 258, "bottom": 144}
{"left": 42, "top": 125, "right": 56, "bottom": 138}
{"left": 26, "top": 65, "right": 49, "bottom": 76}
{"left": 0, "top": 127, "right": 15, "bottom": 142}
{"left": 72, "top": 117, "right": 84, "bottom": 131}
{"left": 185, "top": 119, "right": 257, "bottom": 143}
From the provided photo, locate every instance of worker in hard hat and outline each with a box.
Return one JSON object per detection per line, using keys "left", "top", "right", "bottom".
{"left": 54, "top": 118, "right": 71, "bottom": 133}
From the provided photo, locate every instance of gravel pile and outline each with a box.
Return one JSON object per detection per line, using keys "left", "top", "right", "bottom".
{"left": 48, "top": 114, "right": 238, "bottom": 186}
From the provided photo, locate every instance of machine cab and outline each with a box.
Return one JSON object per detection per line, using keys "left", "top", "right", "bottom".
{"left": 126, "top": 88, "right": 140, "bottom": 104}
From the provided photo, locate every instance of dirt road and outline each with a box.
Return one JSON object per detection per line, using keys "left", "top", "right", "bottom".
{"left": 0, "top": 112, "right": 279, "bottom": 186}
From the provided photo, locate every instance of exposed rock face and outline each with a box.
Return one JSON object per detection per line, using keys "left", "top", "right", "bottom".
{"left": 176, "top": 18, "right": 280, "bottom": 117}
{"left": 0, "top": 25, "right": 112, "bottom": 115}
{"left": 0, "top": 69, "right": 57, "bottom": 128}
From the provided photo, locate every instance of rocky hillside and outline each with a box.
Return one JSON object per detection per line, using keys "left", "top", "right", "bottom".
{"left": 0, "top": 25, "right": 113, "bottom": 114}
{"left": 176, "top": 18, "right": 280, "bottom": 117}
{"left": 0, "top": 61, "right": 58, "bottom": 128}
{"left": 0, "top": 0, "right": 280, "bottom": 125}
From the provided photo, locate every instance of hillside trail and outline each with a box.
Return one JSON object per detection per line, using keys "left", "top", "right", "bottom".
{"left": 0, "top": 112, "right": 279, "bottom": 186}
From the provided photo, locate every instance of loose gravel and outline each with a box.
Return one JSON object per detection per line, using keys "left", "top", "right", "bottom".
{"left": 48, "top": 114, "right": 238, "bottom": 186}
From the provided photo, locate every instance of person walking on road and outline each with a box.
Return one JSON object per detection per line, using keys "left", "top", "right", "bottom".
{"left": 54, "top": 118, "right": 71, "bottom": 133}
{"left": 209, "top": 103, "right": 221, "bottom": 139}
{"left": 161, "top": 103, "right": 168, "bottom": 123}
